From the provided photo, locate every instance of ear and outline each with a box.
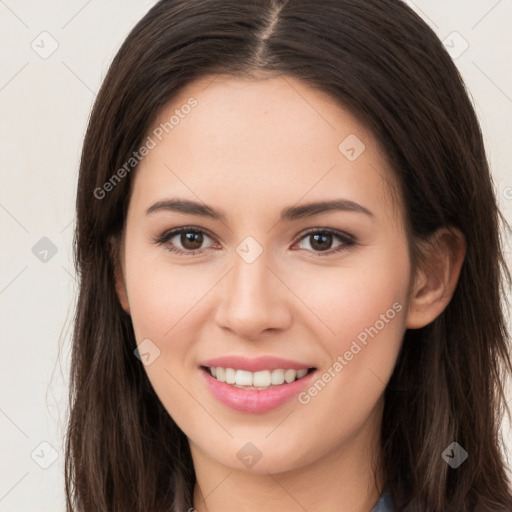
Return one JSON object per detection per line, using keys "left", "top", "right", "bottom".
{"left": 109, "top": 235, "right": 130, "bottom": 315}
{"left": 406, "top": 227, "right": 466, "bottom": 329}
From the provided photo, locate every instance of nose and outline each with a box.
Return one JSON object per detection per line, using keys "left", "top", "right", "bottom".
{"left": 213, "top": 249, "right": 293, "bottom": 341}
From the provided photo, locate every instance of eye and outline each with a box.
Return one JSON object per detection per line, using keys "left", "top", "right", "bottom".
{"left": 152, "top": 227, "right": 217, "bottom": 256}
{"left": 293, "top": 228, "right": 355, "bottom": 256}
{"left": 152, "top": 226, "right": 356, "bottom": 257}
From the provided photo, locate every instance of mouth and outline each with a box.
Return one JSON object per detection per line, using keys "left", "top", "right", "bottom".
{"left": 200, "top": 365, "right": 316, "bottom": 390}
{"left": 199, "top": 362, "right": 318, "bottom": 413}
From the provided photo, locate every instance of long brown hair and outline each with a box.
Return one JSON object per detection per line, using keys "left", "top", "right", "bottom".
{"left": 65, "top": 1, "right": 512, "bottom": 510}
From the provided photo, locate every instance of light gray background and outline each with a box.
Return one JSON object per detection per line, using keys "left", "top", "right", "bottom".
{"left": 0, "top": 1, "right": 511, "bottom": 510}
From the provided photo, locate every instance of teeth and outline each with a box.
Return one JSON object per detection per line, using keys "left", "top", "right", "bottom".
{"left": 284, "top": 369, "right": 296, "bottom": 383}
{"left": 235, "top": 369, "right": 253, "bottom": 386}
{"left": 271, "top": 369, "right": 285, "bottom": 385}
{"left": 296, "top": 369, "right": 308, "bottom": 379}
{"left": 225, "top": 368, "right": 236, "bottom": 384}
{"left": 253, "top": 370, "right": 271, "bottom": 387}
{"left": 215, "top": 367, "right": 225, "bottom": 382}
{"left": 207, "top": 367, "right": 311, "bottom": 388}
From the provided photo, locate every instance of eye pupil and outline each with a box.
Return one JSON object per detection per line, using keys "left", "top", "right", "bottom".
{"left": 182, "top": 231, "right": 203, "bottom": 249}
{"left": 311, "top": 233, "right": 332, "bottom": 251}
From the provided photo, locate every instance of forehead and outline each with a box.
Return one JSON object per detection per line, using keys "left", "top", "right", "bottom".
{"left": 130, "top": 74, "right": 402, "bottom": 226}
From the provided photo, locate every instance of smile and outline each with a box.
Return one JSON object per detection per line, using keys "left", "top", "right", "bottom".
{"left": 199, "top": 356, "right": 318, "bottom": 413}
{"left": 205, "top": 366, "right": 311, "bottom": 389}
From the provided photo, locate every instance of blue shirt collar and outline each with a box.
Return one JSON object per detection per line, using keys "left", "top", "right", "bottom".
{"left": 370, "top": 488, "right": 393, "bottom": 512}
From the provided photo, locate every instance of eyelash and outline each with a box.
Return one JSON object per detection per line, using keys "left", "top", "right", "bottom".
{"left": 152, "top": 226, "right": 356, "bottom": 257}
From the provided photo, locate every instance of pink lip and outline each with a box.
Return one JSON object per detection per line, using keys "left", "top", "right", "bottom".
{"left": 200, "top": 355, "right": 313, "bottom": 372}
{"left": 199, "top": 366, "right": 317, "bottom": 413}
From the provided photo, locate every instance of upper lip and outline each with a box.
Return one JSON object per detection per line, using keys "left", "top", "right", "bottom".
{"left": 200, "top": 355, "right": 315, "bottom": 372}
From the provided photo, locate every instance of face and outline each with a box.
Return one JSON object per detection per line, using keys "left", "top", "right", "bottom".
{"left": 116, "top": 74, "right": 413, "bottom": 475}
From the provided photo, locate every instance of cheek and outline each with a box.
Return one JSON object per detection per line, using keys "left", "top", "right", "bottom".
{"left": 294, "top": 246, "right": 408, "bottom": 419}
{"left": 124, "top": 255, "right": 213, "bottom": 416}
{"left": 293, "top": 245, "right": 409, "bottom": 431}
{"left": 302, "top": 244, "right": 409, "bottom": 354}
{"left": 123, "top": 233, "right": 213, "bottom": 342}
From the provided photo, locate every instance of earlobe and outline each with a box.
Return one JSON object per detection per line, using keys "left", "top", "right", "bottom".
{"left": 109, "top": 236, "right": 131, "bottom": 315}
{"left": 406, "top": 228, "right": 466, "bottom": 329}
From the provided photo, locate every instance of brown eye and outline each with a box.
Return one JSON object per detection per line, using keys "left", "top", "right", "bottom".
{"left": 295, "top": 228, "right": 355, "bottom": 255}
{"left": 153, "top": 227, "right": 217, "bottom": 256}
{"left": 309, "top": 233, "right": 334, "bottom": 251}
{"left": 179, "top": 231, "right": 204, "bottom": 250}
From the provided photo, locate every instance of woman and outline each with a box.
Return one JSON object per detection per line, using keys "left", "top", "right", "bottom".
{"left": 65, "top": 1, "right": 512, "bottom": 510}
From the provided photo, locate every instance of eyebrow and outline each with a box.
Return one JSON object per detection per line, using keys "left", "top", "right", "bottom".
{"left": 146, "top": 197, "right": 374, "bottom": 221}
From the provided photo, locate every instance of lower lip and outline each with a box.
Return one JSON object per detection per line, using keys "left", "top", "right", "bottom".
{"left": 200, "top": 367, "right": 317, "bottom": 413}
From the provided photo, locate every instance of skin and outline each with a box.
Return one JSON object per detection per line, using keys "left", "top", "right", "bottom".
{"left": 114, "top": 74, "right": 466, "bottom": 512}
